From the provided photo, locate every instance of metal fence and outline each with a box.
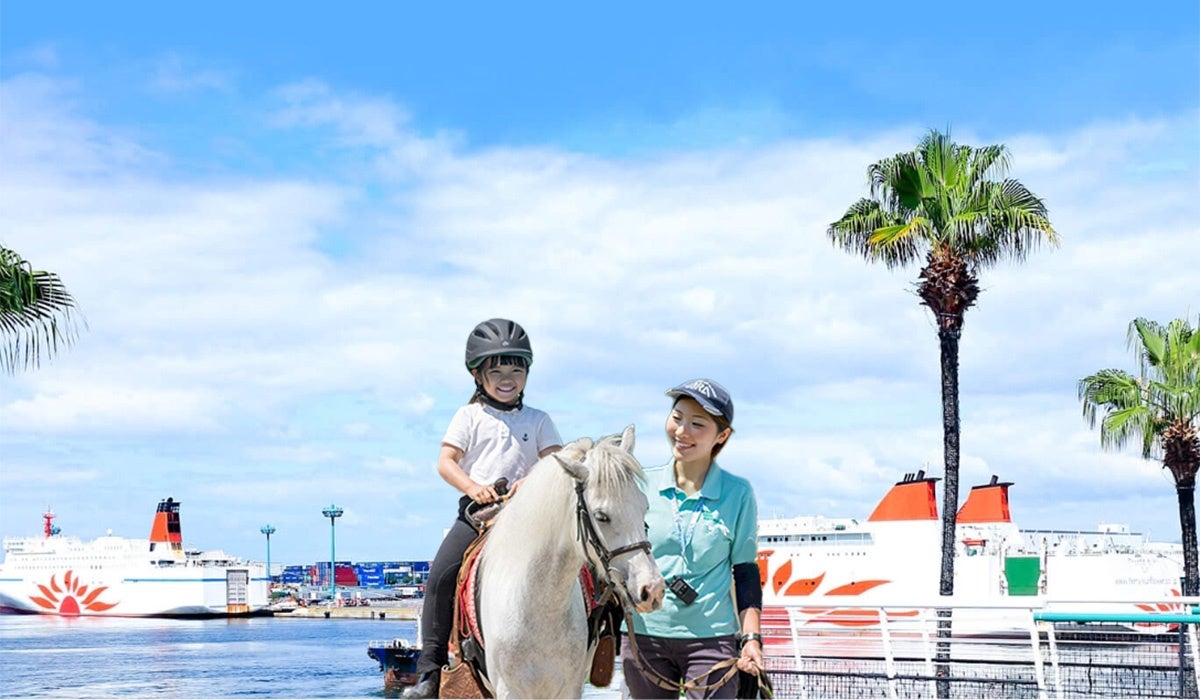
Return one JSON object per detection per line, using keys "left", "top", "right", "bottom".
{"left": 760, "top": 598, "right": 1200, "bottom": 698}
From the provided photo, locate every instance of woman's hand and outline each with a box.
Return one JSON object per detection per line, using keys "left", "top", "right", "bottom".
{"left": 736, "top": 636, "right": 764, "bottom": 675}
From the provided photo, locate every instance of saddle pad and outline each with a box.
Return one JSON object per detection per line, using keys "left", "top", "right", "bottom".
{"left": 457, "top": 542, "right": 485, "bottom": 648}
{"left": 456, "top": 551, "right": 599, "bottom": 653}
{"left": 580, "top": 564, "right": 597, "bottom": 614}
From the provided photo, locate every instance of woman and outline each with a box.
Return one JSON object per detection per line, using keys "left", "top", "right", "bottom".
{"left": 623, "top": 378, "right": 764, "bottom": 699}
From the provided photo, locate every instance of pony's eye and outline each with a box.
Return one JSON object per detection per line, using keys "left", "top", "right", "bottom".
{"left": 644, "top": 522, "right": 649, "bottom": 534}
{"left": 594, "top": 512, "right": 610, "bottom": 524}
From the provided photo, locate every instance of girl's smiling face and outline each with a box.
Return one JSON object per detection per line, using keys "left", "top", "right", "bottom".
{"left": 475, "top": 361, "right": 527, "bottom": 405}
{"left": 666, "top": 397, "right": 731, "bottom": 464}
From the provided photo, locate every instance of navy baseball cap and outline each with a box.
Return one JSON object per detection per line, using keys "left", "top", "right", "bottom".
{"left": 666, "top": 378, "right": 734, "bottom": 425}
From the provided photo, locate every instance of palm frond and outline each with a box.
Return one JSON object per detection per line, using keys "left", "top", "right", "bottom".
{"left": 0, "top": 245, "right": 83, "bottom": 374}
{"left": 986, "top": 180, "right": 1057, "bottom": 257}
{"left": 1131, "top": 318, "right": 1168, "bottom": 369}
{"left": 966, "top": 143, "right": 1011, "bottom": 184}
{"left": 1083, "top": 317, "right": 1200, "bottom": 463}
{"left": 1099, "top": 405, "right": 1154, "bottom": 454}
{"left": 1078, "top": 369, "right": 1140, "bottom": 427}
{"left": 827, "top": 199, "right": 924, "bottom": 268}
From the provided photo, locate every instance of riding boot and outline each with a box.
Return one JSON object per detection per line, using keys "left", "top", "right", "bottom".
{"left": 401, "top": 670, "right": 440, "bottom": 699}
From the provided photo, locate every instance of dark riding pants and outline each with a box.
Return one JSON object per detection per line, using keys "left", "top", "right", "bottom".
{"left": 415, "top": 497, "right": 479, "bottom": 676}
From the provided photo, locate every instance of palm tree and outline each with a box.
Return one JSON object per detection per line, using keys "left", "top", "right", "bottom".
{"left": 1078, "top": 317, "right": 1200, "bottom": 598}
{"left": 1, "top": 244, "right": 82, "bottom": 374}
{"left": 827, "top": 129, "right": 1058, "bottom": 601}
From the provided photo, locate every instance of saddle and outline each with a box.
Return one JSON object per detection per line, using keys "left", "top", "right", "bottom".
{"left": 440, "top": 527, "right": 623, "bottom": 698}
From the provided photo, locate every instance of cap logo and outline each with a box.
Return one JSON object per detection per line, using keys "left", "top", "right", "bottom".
{"left": 684, "top": 379, "right": 718, "bottom": 399}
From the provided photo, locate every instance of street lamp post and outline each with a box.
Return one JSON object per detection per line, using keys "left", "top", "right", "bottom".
{"left": 259, "top": 525, "right": 276, "bottom": 591}
{"left": 321, "top": 505, "right": 343, "bottom": 602}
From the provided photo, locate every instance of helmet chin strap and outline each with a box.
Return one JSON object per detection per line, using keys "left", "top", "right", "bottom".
{"left": 475, "top": 385, "right": 523, "bottom": 412}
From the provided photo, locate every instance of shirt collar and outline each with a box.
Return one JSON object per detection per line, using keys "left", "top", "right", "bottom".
{"left": 656, "top": 460, "right": 725, "bottom": 500}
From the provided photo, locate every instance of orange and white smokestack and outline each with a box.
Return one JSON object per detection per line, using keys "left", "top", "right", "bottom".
{"left": 956, "top": 476, "right": 1014, "bottom": 524}
{"left": 149, "top": 498, "right": 184, "bottom": 555}
{"left": 867, "top": 470, "right": 940, "bottom": 522}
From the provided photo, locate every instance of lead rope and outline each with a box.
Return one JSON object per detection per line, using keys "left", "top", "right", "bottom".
{"left": 619, "top": 607, "right": 741, "bottom": 694}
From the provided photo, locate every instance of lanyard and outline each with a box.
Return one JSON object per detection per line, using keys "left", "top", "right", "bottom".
{"left": 672, "top": 490, "right": 705, "bottom": 553}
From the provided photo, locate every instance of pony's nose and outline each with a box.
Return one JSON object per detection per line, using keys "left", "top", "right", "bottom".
{"left": 639, "top": 579, "right": 666, "bottom": 611}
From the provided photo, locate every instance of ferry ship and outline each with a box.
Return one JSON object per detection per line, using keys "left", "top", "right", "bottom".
{"left": 757, "top": 472, "right": 1185, "bottom": 634}
{"left": 0, "top": 498, "right": 269, "bottom": 617}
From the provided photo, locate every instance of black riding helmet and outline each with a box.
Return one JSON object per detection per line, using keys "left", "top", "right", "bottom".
{"left": 465, "top": 318, "right": 534, "bottom": 370}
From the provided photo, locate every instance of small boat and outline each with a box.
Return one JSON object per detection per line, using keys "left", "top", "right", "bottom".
{"left": 367, "top": 637, "right": 421, "bottom": 689}
{"left": 0, "top": 498, "right": 269, "bottom": 617}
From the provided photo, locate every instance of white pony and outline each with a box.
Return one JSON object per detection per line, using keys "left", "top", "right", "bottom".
{"left": 476, "top": 425, "right": 666, "bottom": 699}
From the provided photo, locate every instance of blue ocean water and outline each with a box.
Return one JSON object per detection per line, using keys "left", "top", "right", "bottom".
{"left": 0, "top": 615, "right": 624, "bottom": 699}
{"left": 0, "top": 615, "right": 416, "bottom": 698}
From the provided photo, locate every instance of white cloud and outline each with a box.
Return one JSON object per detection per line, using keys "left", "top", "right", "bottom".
{"left": 243, "top": 445, "right": 340, "bottom": 464}
{"left": 150, "top": 52, "right": 232, "bottom": 93}
{"left": 1, "top": 76, "right": 1195, "bottom": 563}
{"left": 268, "top": 80, "right": 459, "bottom": 178}
{"left": 4, "top": 381, "right": 226, "bottom": 434}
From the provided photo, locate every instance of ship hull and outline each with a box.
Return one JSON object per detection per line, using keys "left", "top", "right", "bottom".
{"left": 0, "top": 563, "right": 269, "bottom": 617}
{"left": 761, "top": 541, "right": 1183, "bottom": 608}
{"left": 2, "top": 498, "right": 269, "bottom": 619}
{"left": 367, "top": 639, "right": 421, "bottom": 689}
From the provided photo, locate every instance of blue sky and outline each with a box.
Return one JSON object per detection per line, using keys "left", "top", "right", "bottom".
{"left": 2, "top": 2, "right": 1197, "bottom": 567}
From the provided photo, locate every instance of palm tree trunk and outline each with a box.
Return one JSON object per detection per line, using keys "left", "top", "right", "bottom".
{"left": 938, "top": 324, "right": 962, "bottom": 593}
{"left": 1179, "top": 483, "right": 1199, "bottom": 698}
{"left": 935, "top": 325, "right": 962, "bottom": 698}
{"left": 1178, "top": 483, "right": 1198, "bottom": 598}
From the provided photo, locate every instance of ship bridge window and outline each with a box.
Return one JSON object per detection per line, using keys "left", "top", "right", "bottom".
{"left": 757, "top": 532, "right": 874, "bottom": 546}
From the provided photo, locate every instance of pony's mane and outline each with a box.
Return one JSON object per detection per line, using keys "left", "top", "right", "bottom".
{"left": 586, "top": 432, "right": 645, "bottom": 494}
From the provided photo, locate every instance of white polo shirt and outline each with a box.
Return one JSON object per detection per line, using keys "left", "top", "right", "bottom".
{"left": 442, "top": 403, "right": 562, "bottom": 485}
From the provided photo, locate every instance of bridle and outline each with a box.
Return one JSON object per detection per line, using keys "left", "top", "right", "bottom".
{"left": 572, "top": 479, "right": 651, "bottom": 602}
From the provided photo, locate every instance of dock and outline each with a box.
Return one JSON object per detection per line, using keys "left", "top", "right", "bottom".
{"left": 276, "top": 605, "right": 420, "bottom": 620}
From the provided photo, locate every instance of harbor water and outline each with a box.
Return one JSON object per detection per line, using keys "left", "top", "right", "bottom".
{"left": 3, "top": 612, "right": 1191, "bottom": 698}
{"left": 0, "top": 614, "right": 622, "bottom": 698}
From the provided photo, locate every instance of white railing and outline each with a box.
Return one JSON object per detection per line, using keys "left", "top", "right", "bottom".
{"left": 762, "top": 596, "right": 1200, "bottom": 698}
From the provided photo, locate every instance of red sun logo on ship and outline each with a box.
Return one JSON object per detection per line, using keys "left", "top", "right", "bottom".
{"left": 1133, "top": 589, "right": 1184, "bottom": 632}
{"left": 757, "top": 550, "right": 916, "bottom": 627}
{"left": 29, "top": 570, "right": 118, "bottom": 615}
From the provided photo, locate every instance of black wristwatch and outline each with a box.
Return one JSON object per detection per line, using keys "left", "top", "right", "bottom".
{"left": 738, "top": 632, "right": 763, "bottom": 649}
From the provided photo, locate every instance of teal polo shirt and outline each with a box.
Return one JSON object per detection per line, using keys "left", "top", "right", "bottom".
{"left": 629, "top": 460, "right": 758, "bottom": 639}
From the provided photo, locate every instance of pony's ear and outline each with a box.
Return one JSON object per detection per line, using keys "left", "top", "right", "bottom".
{"left": 619, "top": 424, "right": 635, "bottom": 453}
{"left": 553, "top": 453, "right": 589, "bottom": 483}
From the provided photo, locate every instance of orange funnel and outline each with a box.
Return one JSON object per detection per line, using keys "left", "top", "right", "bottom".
{"left": 867, "top": 471, "right": 939, "bottom": 522}
{"left": 956, "top": 476, "right": 1013, "bottom": 524}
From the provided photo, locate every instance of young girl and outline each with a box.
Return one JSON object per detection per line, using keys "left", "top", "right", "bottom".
{"left": 403, "top": 318, "right": 562, "bottom": 699}
{"left": 622, "top": 378, "right": 764, "bottom": 699}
